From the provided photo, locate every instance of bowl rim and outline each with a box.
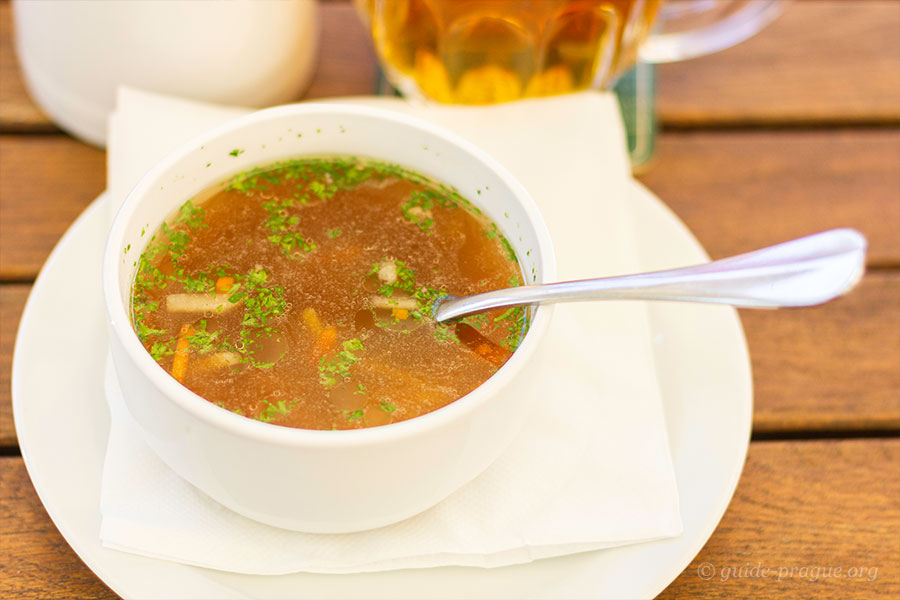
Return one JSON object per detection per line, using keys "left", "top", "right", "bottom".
{"left": 102, "top": 101, "right": 557, "bottom": 449}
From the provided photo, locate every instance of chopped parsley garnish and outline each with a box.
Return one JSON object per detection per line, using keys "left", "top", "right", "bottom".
{"left": 261, "top": 197, "right": 316, "bottom": 259}
{"left": 177, "top": 201, "right": 207, "bottom": 232}
{"left": 434, "top": 324, "right": 459, "bottom": 343}
{"left": 238, "top": 268, "right": 287, "bottom": 328}
{"left": 182, "top": 271, "right": 214, "bottom": 293}
{"left": 318, "top": 338, "right": 364, "bottom": 388}
{"left": 256, "top": 399, "right": 294, "bottom": 422}
{"left": 496, "top": 306, "right": 528, "bottom": 351}
{"left": 149, "top": 340, "right": 174, "bottom": 361}
{"left": 400, "top": 189, "right": 458, "bottom": 233}
{"left": 187, "top": 320, "right": 220, "bottom": 354}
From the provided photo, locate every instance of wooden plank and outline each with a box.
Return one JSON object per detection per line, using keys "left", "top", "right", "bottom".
{"left": 304, "top": 2, "right": 378, "bottom": 100}
{"left": 1, "top": 129, "right": 895, "bottom": 281}
{"left": 0, "top": 136, "right": 105, "bottom": 278}
{"left": 746, "top": 273, "right": 900, "bottom": 433}
{"left": 0, "top": 285, "right": 28, "bottom": 448}
{"left": 1, "top": 441, "right": 896, "bottom": 598}
{"left": 660, "top": 439, "right": 900, "bottom": 598}
{"left": 3, "top": 1, "right": 898, "bottom": 130}
{"left": 636, "top": 129, "right": 900, "bottom": 266}
{"left": 656, "top": 0, "right": 900, "bottom": 126}
{"left": 0, "top": 457, "right": 117, "bottom": 599}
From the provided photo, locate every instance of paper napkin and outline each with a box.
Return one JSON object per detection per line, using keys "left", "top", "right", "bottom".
{"left": 99, "top": 87, "right": 682, "bottom": 574}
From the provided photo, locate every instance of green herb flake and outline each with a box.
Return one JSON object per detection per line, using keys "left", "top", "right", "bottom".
{"left": 318, "top": 338, "right": 364, "bottom": 388}
{"left": 149, "top": 340, "right": 174, "bottom": 361}
{"left": 256, "top": 399, "right": 294, "bottom": 422}
{"left": 187, "top": 320, "right": 221, "bottom": 354}
{"left": 434, "top": 324, "right": 459, "bottom": 343}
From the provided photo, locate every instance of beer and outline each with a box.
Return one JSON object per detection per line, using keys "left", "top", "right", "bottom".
{"left": 358, "top": 0, "right": 662, "bottom": 104}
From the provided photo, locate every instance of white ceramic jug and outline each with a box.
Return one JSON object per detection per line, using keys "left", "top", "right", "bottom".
{"left": 13, "top": 0, "right": 320, "bottom": 147}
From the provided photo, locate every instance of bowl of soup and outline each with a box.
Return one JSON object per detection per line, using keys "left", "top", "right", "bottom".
{"left": 103, "top": 103, "right": 556, "bottom": 533}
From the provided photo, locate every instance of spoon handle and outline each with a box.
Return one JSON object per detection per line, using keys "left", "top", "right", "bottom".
{"left": 434, "top": 228, "right": 867, "bottom": 321}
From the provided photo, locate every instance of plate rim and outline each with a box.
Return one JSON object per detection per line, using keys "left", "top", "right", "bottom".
{"left": 12, "top": 182, "right": 752, "bottom": 599}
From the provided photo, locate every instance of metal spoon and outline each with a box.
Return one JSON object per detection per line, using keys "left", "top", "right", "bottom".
{"left": 433, "top": 228, "right": 866, "bottom": 322}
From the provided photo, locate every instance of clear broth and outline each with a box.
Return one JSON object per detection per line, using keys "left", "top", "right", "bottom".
{"left": 131, "top": 157, "right": 527, "bottom": 430}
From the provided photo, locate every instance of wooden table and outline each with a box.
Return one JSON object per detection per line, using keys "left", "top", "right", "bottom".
{"left": 1, "top": 1, "right": 898, "bottom": 598}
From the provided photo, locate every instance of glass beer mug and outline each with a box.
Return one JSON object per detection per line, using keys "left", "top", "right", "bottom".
{"left": 356, "top": 0, "right": 782, "bottom": 104}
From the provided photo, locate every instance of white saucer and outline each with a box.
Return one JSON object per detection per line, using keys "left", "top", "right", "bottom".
{"left": 13, "top": 182, "right": 751, "bottom": 599}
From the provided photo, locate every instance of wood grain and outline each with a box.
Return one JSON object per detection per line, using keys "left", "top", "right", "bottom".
{"left": 2, "top": 1, "right": 899, "bottom": 130}
{"left": 0, "top": 129, "right": 894, "bottom": 282}
{"left": 656, "top": 0, "right": 900, "bottom": 126}
{"left": 636, "top": 129, "right": 900, "bottom": 266}
{"left": 0, "top": 136, "right": 105, "bottom": 278}
{"left": 659, "top": 439, "right": 900, "bottom": 599}
{"left": 0, "top": 457, "right": 117, "bottom": 599}
{"left": 304, "top": 2, "right": 378, "bottom": 100}
{"left": 0, "top": 285, "right": 27, "bottom": 448}
{"left": 1, "top": 441, "right": 896, "bottom": 598}
{"left": 746, "top": 273, "right": 900, "bottom": 433}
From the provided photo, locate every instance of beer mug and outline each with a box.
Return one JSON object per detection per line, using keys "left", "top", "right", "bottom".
{"left": 356, "top": 0, "right": 782, "bottom": 104}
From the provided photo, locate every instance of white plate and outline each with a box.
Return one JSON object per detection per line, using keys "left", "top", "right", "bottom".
{"left": 13, "top": 181, "right": 751, "bottom": 599}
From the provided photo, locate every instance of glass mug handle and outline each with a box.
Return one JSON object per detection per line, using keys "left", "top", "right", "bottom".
{"left": 640, "top": 0, "right": 784, "bottom": 63}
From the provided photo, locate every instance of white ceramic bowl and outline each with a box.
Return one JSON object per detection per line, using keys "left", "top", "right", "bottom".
{"left": 103, "top": 103, "right": 556, "bottom": 533}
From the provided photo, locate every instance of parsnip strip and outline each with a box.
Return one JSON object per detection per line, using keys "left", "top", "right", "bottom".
{"left": 377, "top": 260, "right": 398, "bottom": 285}
{"left": 197, "top": 352, "right": 241, "bottom": 370}
{"left": 371, "top": 295, "right": 417, "bottom": 310}
{"left": 166, "top": 293, "right": 238, "bottom": 314}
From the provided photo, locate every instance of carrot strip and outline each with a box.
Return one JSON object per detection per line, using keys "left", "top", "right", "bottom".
{"left": 215, "top": 276, "right": 235, "bottom": 294}
{"left": 302, "top": 307, "right": 323, "bottom": 336}
{"left": 455, "top": 323, "right": 510, "bottom": 367}
{"left": 171, "top": 323, "right": 194, "bottom": 382}
{"left": 391, "top": 308, "right": 409, "bottom": 320}
{"left": 314, "top": 326, "right": 337, "bottom": 358}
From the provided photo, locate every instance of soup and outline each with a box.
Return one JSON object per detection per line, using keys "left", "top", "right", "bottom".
{"left": 131, "top": 156, "right": 527, "bottom": 430}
